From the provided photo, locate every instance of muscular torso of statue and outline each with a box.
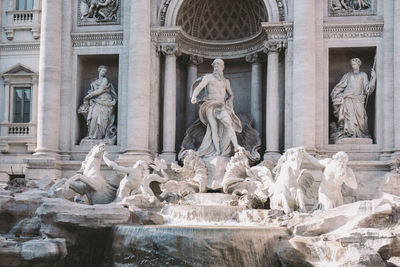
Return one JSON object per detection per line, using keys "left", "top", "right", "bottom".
{"left": 204, "top": 74, "right": 227, "bottom": 102}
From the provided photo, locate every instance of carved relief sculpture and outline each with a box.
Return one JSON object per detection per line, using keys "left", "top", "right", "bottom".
{"left": 330, "top": 58, "right": 376, "bottom": 143}
{"left": 305, "top": 151, "right": 357, "bottom": 210}
{"left": 329, "top": 0, "right": 375, "bottom": 16}
{"left": 78, "top": 65, "right": 117, "bottom": 145}
{"left": 190, "top": 59, "right": 242, "bottom": 157}
{"left": 78, "top": 0, "right": 121, "bottom": 25}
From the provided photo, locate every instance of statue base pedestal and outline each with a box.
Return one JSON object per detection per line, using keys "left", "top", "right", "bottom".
{"left": 203, "top": 156, "right": 230, "bottom": 191}
{"left": 336, "top": 138, "right": 373, "bottom": 145}
{"left": 79, "top": 139, "right": 116, "bottom": 147}
{"left": 24, "top": 156, "right": 61, "bottom": 180}
{"left": 80, "top": 138, "right": 116, "bottom": 146}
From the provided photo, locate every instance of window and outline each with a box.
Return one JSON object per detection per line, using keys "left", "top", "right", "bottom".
{"left": 13, "top": 87, "right": 31, "bottom": 123}
{"left": 16, "top": 0, "right": 34, "bottom": 10}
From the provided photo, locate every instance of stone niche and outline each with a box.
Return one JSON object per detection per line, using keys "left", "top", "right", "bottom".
{"left": 174, "top": 57, "right": 266, "bottom": 153}
{"left": 328, "top": 47, "right": 376, "bottom": 144}
{"left": 76, "top": 54, "right": 119, "bottom": 145}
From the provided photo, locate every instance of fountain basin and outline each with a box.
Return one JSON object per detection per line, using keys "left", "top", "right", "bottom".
{"left": 112, "top": 225, "right": 292, "bottom": 267}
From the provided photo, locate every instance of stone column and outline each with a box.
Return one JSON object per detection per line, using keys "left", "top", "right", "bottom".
{"left": 160, "top": 44, "right": 180, "bottom": 163}
{"left": 394, "top": 0, "right": 400, "bottom": 152}
{"left": 2, "top": 78, "right": 10, "bottom": 123}
{"left": 35, "top": 0, "right": 62, "bottom": 157}
{"left": 31, "top": 76, "right": 39, "bottom": 124}
{"left": 292, "top": 0, "right": 316, "bottom": 149}
{"left": 264, "top": 41, "right": 284, "bottom": 161}
{"left": 185, "top": 55, "right": 203, "bottom": 129}
{"left": 245, "top": 53, "right": 263, "bottom": 135}
{"left": 149, "top": 42, "right": 161, "bottom": 155}
{"left": 122, "top": 0, "right": 152, "bottom": 162}
{"left": 382, "top": 0, "right": 394, "bottom": 156}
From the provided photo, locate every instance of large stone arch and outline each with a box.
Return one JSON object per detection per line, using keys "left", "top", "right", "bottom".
{"left": 160, "top": 0, "right": 285, "bottom": 27}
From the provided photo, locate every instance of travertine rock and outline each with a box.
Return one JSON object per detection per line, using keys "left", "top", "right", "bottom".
{"left": 289, "top": 197, "right": 394, "bottom": 236}
{"left": 0, "top": 238, "right": 67, "bottom": 267}
{"left": 10, "top": 217, "right": 41, "bottom": 237}
{"left": 36, "top": 198, "right": 130, "bottom": 228}
{"left": 0, "top": 191, "right": 44, "bottom": 234}
{"left": 27, "top": 176, "right": 54, "bottom": 191}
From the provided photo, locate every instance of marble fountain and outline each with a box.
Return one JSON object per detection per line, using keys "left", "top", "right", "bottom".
{"left": 1, "top": 59, "right": 400, "bottom": 267}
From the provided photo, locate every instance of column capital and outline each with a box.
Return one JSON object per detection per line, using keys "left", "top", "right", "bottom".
{"left": 2, "top": 77, "right": 10, "bottom": 85}
{"left": 263, "top": 40, "right": 286, "bottom": 54}
{"left": 31, "top": 76, "right": 39, "bottom": 84}
{"left": 161, "top": 44, "right": 181, "bottom": 56}
{"left": 151, "top": 42, "right": 161, "bottom": 56}
{"left": 245, "top": 53, "right": 265, "bottom": 64}
{"left": 189, "top": 55, "right": 204, "bottom": 66}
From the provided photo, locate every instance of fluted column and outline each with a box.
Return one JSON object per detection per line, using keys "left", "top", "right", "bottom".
{"left": 160, "top": 44, "right": 180, "bottom": 163}
{"left": 2, "top": 78, "right": 10, "bottom": 123}
{"left": 35, "top": 0, "right": 62, "bottom": 157}
{"left": 149, "top": 43, "right": 161, "bottom": 155}
{"left": 292, "top": 0, "right": 316, "bottom": 149}
{"left": 382, "top": 0, "right": 394, "bottom": 156}
{"left": 245, "top": 53, "right": 263, "bottom": 135}
{"left": 185, "top": 55, "right": 203, "bottom": 128}
{"left": 123, "top": 0, "right": 151, "bottom": 161}
{"left": 264, "top": 41, "right": 284, "bottom": 161}
{"left": 394, "top": 0, "right": 400, "bottom": 152}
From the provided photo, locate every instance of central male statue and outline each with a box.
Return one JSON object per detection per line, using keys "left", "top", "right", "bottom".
{"left": 190, "top": 59, "right": 242, "bottom": 157}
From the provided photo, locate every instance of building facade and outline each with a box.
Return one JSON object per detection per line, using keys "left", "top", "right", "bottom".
{"left": 0, "top": 0, "right": 398, "bottom": 200}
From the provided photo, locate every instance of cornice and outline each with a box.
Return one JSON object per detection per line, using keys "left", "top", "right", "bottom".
{"left": 151, "top": 26, "right": 269, "bottom": 59}
{"left": 323, "top": 22, "right": 383, "bottom": 39}
{"left": 0, "top": 43, "right": 40, "bottom": 52}
{"left": 71, "top": 32, "right": 123, "bottom": 47}
{"left": 262, "top": 21, "right": 293, "bottom": 40}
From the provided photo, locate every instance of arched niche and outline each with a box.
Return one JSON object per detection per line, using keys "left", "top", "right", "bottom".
{"left": 161, "top": 0, "right": 284, "bottom": 27}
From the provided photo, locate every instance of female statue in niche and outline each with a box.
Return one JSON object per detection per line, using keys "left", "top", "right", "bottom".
{"left": 78, "top": 65, "right": 117, "bottom": 144}
{"left": 330, "top": 57, "right": 376, "bottom": 143}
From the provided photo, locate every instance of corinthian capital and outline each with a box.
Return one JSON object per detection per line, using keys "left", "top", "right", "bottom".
{"left": 189, "top": 55, "right": 204, "bottom": 66}
{"left": 263, "top": 40, "right": 286, "bottom": 54}
{"left": 161, "top": 44, "right": 181, "bottom": 56}
{"left": 245, "top": 53, "right": 265, "bottom": 64}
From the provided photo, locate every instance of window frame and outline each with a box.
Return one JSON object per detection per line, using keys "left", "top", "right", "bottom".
{"left": 16, "top": 0, "right": 34, "bottom": 10}
{"left": 12, "top": 87, "right": 32, "bottom": 123}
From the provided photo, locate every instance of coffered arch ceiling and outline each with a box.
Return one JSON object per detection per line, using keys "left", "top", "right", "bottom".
{"left": 176, "top": 0, "right": 269, "bottom": 41}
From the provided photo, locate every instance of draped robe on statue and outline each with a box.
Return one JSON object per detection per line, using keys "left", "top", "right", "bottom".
{"left": 86, "top": 79, "right": 117, "bottom": 139}
{"left": 192, "top": 76, "right": 242, "bottom": 157}
{"left": 330, "top": 72, "right": 372, "bottom": 139}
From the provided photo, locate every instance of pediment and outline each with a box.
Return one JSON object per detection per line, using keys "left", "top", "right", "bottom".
{"left": 2, "top": 64, "right": 37, "bottom": 76}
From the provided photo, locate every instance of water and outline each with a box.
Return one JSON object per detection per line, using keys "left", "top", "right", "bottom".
{"left": 112, "top": 225, "right": 291, "bottom": 267}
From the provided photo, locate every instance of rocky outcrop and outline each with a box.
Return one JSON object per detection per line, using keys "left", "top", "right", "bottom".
{"left": 3, "top": 185, "right": 400, "bottom": 266}
{"left": 0, "top": 237, "right": 67, "bottom": 267}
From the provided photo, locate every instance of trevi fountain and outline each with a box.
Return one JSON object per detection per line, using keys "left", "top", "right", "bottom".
{"left": 1, "top": 0, "right": 400, "bottom": 266}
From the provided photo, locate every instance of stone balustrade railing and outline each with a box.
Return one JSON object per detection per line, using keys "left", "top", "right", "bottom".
{"left": 4, "top": 9, "right": 41, "bottom": 40}
{"left": 11, "top": 11, "right": 34, "bottom": 24}
{"left": 0, "top": 123, "right": 36, "bottom": 138}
